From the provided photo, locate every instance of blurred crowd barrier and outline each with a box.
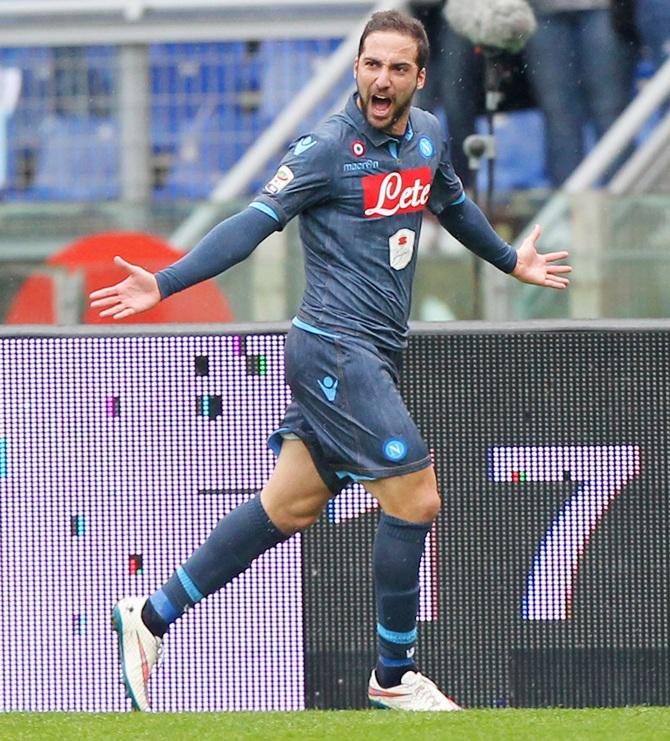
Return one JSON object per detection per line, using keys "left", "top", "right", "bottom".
{"left": 0, "top": 192, "right": 669, "bottom": 324}
{"left": 0, "top": 5, "right": 668, "bottom": 324}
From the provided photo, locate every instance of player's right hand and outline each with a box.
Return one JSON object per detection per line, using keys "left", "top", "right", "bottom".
{"left": 89, "top": 256, "right": 161, "bottom": 320}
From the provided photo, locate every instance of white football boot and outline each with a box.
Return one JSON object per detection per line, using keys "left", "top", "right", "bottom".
{"left": 368, "top": 670, "right": 463, "bottom": 711}
{"left": 112, "top": 596, "right": 163, "bottom": 711}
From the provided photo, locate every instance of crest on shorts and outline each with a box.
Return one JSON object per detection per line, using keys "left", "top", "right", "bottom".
{"left": 383, "top": 438, "right": 408, "bottom": 462}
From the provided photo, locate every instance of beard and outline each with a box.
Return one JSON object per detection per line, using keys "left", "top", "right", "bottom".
{"left": 356, "top": 82, "right": 416, "bottom": 134}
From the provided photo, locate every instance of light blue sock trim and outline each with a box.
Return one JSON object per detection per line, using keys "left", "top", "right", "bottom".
{"left": 449, "top": 192, "right": 466, "bottom": 206}
{"left": 149, "top": 590, "right": 181, "bottom": 625}
{"left": 177, "top": 565, "right": 204, "bottom": 603}
{"left": 377, "top": 623, "right": 417, "bottom": 644}
{"left": 250, "top": 201, "right": 280, "bottom": 223}
{"left": 379, "top": 655, "right": 416, "bottom": 667}
{"left": 292, "top": 316, "right": 340, "bottom": 339}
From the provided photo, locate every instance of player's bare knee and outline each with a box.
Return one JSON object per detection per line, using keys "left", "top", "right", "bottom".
{"left": 291, "top": 509, "right": 321, "bottom": 532}
{"left": 413, "top": 488, "right": 441, "bottom": 522}
{"left": 267, "top": 501, "right": 322, "bottom": 535}
{"left": 408, "top": 468, "right": 441, "bottom": 521}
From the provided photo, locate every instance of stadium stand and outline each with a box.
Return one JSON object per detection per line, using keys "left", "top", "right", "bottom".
{"left": 0, "top": 37, "right": 347, "bottom": 201}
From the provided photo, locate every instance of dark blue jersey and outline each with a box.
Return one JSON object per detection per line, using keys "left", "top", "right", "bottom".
{"left": 254, "top": 93, "right": 464, "bottom": 352}
{"left": 157, "top": 93, "right": 514, "bottom": 342}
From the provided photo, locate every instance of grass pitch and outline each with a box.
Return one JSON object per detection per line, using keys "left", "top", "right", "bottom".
{"left": 1, "top": 708, "right": 669, "bottom": 741}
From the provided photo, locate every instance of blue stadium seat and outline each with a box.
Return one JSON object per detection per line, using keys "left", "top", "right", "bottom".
{"left": 151, "top": 41, "right": 267, "bottom": 198}
{"left": 28, "top": 114, "right": 120, "bottom": 201}
{"left": 475, "top": 110, "right": 550, "bottom": 193}
{"left": 1, "top": 47, "right": 52, "bottom": 198}
{"left": 155, "top": 100, "right": 264, "bottom": 200}
{"left": 256, "top": 38, "right": 342, "bottom": 130}
{"left": 150, "top": 42, "right": 252, "bottom": 153}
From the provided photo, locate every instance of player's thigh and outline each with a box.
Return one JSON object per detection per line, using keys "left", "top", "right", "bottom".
{"left": 261, "top": 437, "right": 332, "bottom": 533}
{"left": 366, "top": 464, "right": 440, "bottom": 524}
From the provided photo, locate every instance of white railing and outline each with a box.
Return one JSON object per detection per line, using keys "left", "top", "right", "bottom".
{"left": 608, "top": 110, "right": 670, "bottom": 195}
{"left": 0, "top": 0, "right": 376, "bottom": 14}
{"left": 565, "top": 55, "right": 670, "bottom": 194}
{"left": 516, "top": 53, "right": 670, "bottom": 251}
{"left": 0, "top": 1, "right": 382, "bottom": 45}
{"left": 506, "top": 55, "right": 670, "bottom": 321}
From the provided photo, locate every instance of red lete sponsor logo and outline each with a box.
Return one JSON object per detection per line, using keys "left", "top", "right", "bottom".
{"left": 362, "top": 166, "right": 432, "bottom": 218}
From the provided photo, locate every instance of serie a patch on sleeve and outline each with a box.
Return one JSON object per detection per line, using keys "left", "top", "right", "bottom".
{"left": 264, "top": 165, "right": 294, "bottom": 195}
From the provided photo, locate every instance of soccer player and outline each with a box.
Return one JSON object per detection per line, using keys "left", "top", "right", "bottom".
{"left": 91, "top": 10, "right": 571, "bottom": 712}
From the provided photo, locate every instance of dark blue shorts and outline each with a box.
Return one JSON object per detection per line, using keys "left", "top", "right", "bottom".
{"left": 268, "top": 324, "right": 431, "bottom": 495}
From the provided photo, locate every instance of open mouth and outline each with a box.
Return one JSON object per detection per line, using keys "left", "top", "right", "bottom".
{"left": 370, "top": 94, "right": 393, "bottom": 118}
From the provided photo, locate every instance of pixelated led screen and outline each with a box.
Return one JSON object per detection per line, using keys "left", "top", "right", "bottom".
{"left": 0, "top": 327, "right": 668, "bottom": 711}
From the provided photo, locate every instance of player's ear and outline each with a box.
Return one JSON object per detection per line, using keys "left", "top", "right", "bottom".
{"left": 353, "top": 57, "right": 359, "bottom": 80}
{"left": 416, "top": 67, "right": 426, "bottom": 91}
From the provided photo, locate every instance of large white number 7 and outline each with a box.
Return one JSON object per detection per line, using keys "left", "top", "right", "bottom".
{"left": 489, "top": 445, "right": 641, "bottom": 621}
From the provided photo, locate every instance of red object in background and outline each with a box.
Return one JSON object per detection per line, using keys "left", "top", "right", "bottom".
{"left": 5, "top": 231, "right": 234, "bottom": 324}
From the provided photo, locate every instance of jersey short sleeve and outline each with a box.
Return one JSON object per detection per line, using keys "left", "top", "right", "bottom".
{"left": 253, "top": 132, "right": 335, "bottom": 228}
{"left": 427, "top": 139, "right": 464, "bottom": 215}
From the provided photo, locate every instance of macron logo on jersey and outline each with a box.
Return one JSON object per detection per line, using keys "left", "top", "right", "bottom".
{"left": 294, "top": 136, "right": 317, "bottom": 156}
{"left": 362, "top": 167, "right": 432, "bottom": 218}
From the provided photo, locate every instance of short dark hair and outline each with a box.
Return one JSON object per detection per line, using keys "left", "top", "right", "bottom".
{"left": 357, "top": 10, "right": 430, "bottom": 70}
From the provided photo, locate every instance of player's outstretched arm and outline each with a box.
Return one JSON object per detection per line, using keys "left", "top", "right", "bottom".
{"left": 436, "top": 196, "right": 571, "bottom": 288}
{"left": 89, "top": 205, "right": 279, "bottom": 320}
{"left": 512, "top": 224, "right": 572, "bottom": 290}
{"left": 436, "top": 195, "right": 518, "bottom": 274}
{"left": 90, "top": 256, "right": 160, "bottom": 320}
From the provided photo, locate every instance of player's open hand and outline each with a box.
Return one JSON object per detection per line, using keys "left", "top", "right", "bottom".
{"left": 511, "top": 224, "right": 571, "bottom": 289}
{"left": 89, "top": 256, "right": 161, "bottom": 319}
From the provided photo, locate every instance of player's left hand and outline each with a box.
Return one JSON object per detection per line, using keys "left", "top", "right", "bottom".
{"left": 511, "top": 224, "right": 571, "bottom": 289}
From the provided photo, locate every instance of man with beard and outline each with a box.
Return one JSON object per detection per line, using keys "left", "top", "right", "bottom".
{"left": 91, "top": 10, "right": 570, "bottom": 712}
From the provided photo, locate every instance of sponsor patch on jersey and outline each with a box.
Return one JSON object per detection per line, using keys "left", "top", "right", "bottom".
{"left": 388, "top": 228, "right": 416, "bottom": 270}
{"left": 264, "top": 165, "right": 294, "bottom": 194}
{"left": 362, "top": 167, "right": 432, "bottom": 218}
{"left": 418, "top": 136, "right": 434, "bottom": 158}
{"left": 351, "top": 139, "right": 366, "bottom": 157}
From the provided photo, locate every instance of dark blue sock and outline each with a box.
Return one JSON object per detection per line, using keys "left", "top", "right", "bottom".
{"left": 373, "top": 512, "right": 432, "bottom": 688}
{"left": 143, "top": 495, "right": 287, "bottom": 637}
